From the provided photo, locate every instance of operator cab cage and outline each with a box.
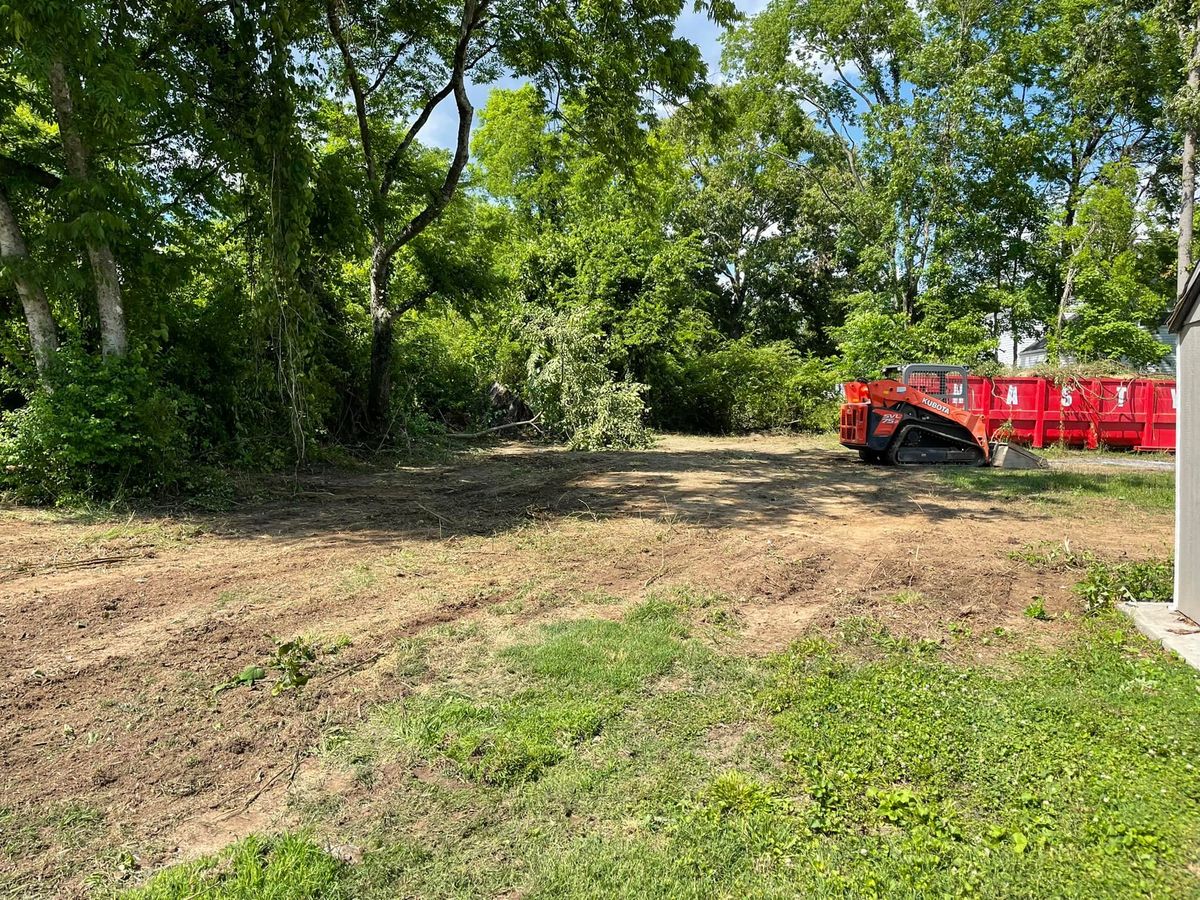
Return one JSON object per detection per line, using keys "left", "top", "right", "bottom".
{"left": 895, "top": 364, "right": 970, "bottom": 409}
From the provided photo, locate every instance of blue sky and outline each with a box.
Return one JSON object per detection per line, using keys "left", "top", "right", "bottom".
{"left": 421, "top": 6, "right": 738, "bottom": 152}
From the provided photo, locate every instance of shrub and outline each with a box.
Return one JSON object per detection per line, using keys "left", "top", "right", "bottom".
{"left": 1076, "top": 559, "right": 1174, "bottom": 615}
{"left": 0, "top": 350, "right": 188, "bottom": 503}
{"left": 1023, "top": 598, "right": 1050, "bottom": 621}
{"left": 832, "top": 293, "right": 996, "bottom": 381}
{"left": 566, "top": 379, "right": 652, "bottom": 450}
{"left": 391, "top": 312, "right": 497, "bottom": 430}
{"left": 651, "top": 339, "right": 837, "bottom": 433}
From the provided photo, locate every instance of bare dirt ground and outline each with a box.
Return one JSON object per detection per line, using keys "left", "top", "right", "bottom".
{"left": 0, "top": 434, "right": 1174, "bottom": 896}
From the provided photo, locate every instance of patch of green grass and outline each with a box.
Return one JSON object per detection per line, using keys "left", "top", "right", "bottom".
{"left": 362, "top": 602, "right": 687, "bottom": 786}
{"left": 1036, "top": 443, "right": 1175, "bottom": 464}
{"left": 745, "top": 622, "right": 1200, "bottom": 897}
{"left": 82, "top": 522, "right": 205, "bottom": 549}
{"left": 120, "top": 833, "right": 347, "bottom": 899}
{"left": 0, "top": 503, "right": 127, "bottom": 526}
{"left": 2, "top": 802, "right": 114, "bottom": 896}
{"left": 388, "top": 691, "right": 609, "bottom": 785}
{"left": 45, "top": 801, "right": 106, "bottom": 842}
{"left": 388, "top": 636, "right": 429, "bottom": 680}
{"left": 653, "top": 585, "right": 734, "bottom": 610}
{"left": 504, "top": 609, "right": 685, "bottom": 691}
{"left": 487, "top": 598, "right": 526, "bottom": 616}
{"left": 838, "top": 615, "right": 940, "bottom": 657}
{"left": 538, "top": 620, "right": 1200, "bottom": 898}
{"left": 337, "top": 563, "right": 378, "bottom": 596}
{"left": 0, "top": 805, "right": 47, "bottom": 860}
{"left": 936, "top": 468, "right": 1174, "bottom": 513}
{"left": 120, "top": 607, "right": 1200, "bottom": 900}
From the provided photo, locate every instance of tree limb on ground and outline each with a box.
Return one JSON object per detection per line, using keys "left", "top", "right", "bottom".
{"left": 445, "top": 414, "right": 542, "bottom": 439}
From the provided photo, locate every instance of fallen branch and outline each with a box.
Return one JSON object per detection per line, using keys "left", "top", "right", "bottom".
{"left": 445, "top": 414, "right": 541, "bottom": 439}
{"left": 643, "top": 545, "right": 668, "bottom": 588}
{"left": 218, "top": 743, "right": 306, "bottom": 821}
{"left": 0, "top": 553, "right": 143, "bottom": 581}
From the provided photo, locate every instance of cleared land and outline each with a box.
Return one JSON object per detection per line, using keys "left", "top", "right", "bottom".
{"left": 0, "top": 435, "right": 1190, "bottom": 898}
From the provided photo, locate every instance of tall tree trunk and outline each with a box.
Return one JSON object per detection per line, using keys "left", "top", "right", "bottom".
{"left": 1052, "top": 211, "right": 1100, "bottom": 365}
{"left": 0, "top": 185, "right": 58, "bottom": 373}
{"left": 1050, "top": 164, "right": 1083, "bottom": 310}
{"left": 366, "top": 247, "right": 393, "bottom": 429}
{"left": 1051, "top": 259, "right": 1079, "bottom": 364}
{"left": 46, "top": 57, "right": 127, "bottom": 358}
{"left": 331, "top": 0, "right": 481, "bottom": 435}
{"left": 1179, "top": 16, "right": 1200, "bottom": 298}
{"left": 902, "top": 278, "right": 919, "bottom": 324}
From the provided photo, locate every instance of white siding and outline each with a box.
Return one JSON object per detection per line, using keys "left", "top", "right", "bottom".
{"left": 1179, "top": 310, "right": 1200, "bottom": 621}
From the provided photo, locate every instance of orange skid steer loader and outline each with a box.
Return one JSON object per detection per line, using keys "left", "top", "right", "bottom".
{"left": 839, "top": 364, "right": 1045, "bottom": 468}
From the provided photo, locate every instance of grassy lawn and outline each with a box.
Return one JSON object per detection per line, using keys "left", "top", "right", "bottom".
{"left": 115, "top": 592, "right": 1200, "bottom": 899}
{"left": 934, "top": 467, "right": 1175, "bottom": 514}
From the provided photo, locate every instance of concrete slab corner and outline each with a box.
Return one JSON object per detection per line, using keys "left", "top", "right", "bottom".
{"left": 1120, "top": 602, "right": 1200, "bottom": 672}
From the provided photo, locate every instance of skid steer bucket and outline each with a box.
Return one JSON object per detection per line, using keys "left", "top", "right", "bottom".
{"left": 988, "top": 442, "right": 1047, "bottom": 469}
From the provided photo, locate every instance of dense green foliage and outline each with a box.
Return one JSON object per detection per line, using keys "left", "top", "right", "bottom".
{"left": 0, "top": 0, "right": 1195, "bottom": 499}
{"left": 120, "top": 594, "right": 1200, "bottom": 898}
{"left": 0, "top": 351, "right": 186, "bottom": 501}
{"left": 1076, "top": 558, "right": 1176, "bottom": 614}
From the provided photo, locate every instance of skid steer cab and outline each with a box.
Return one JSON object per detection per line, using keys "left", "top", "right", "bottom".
{"left": 839, "top": 364, "right": 1045, "bottom": 468}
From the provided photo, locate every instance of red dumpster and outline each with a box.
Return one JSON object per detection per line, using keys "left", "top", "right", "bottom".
{"left": 966, "top": 375, "right": 1176, "bottom": 452}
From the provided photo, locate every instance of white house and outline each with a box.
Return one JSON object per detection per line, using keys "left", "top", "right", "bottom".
{"left": 1169, "top": 268, "right": 1200, "bottom": 620}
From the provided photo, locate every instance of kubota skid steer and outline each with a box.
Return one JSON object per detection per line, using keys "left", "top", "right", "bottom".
{"left": 839, "top": 364, "right": 1045, "bottom": 468}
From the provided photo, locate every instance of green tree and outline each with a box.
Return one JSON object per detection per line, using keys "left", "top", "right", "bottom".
{"left": 668, "top": 83, "right": 848, "bottom": 351}
{"left": 1053, "top": 163, "right": 1174, "bottom": 368}
{"left": 319, "top": 0, "right": 732, "bottom": 433}
{"left": 473, "top": 88, "right": 719, "bottom": 381}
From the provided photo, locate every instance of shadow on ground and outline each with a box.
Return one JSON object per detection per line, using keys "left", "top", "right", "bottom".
{"left": 215, "top": 442, "right": 1015, "bottom": 545}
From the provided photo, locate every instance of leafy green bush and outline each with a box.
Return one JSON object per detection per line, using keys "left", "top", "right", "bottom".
{"left": 270, "top": 637, "right": 317, "bottom": 695}
{"left": 1024, "top": 598, "right": 1050, "bottom": 621}
{"left": 567, "top": 378, "right": 652, "bottom": 450}
{"left": 390, "top": 312, "right": 498, "bottom": 430}
{"left": 651, "top": 339, "right": 837, "bottom": 433}
{"left": 1076, "top": 559, "right": 1174, "bottom": 615}
{"left": 525, "top": 313, "right": 652, "bottom": 450}
{"left": 833, "top": 293, "right": 996, "bottom": 381}
{"left": 0, "top": 350, "right": 187, "bottom": 502}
